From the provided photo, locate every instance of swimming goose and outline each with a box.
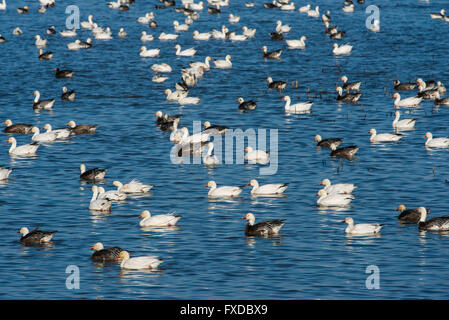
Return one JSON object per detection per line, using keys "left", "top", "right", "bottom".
{"left": 206, "top": 180, "right": 244, "bottom": 198}
{"left": 208, "top": 5, "right": 221, "bottom": 14}
{"left": 393, "top": 80, "right": 416, "bottom": 91}
{"left": 137, "top": 12, "right": 154, "bottom": 24}
{"left": 154, "top": 111, "right": 182, "bottom": 127}
{"left": 117, "top": 251, "right": 164, "bottom": 270}
{"left": 89, "top": 186, "right": 112, "bottom": 212}
{"left": 424, "top": 132, "right": 449, "bottom": 148}
{"left": 139, "top": 210, "right": 182, "bottom": 227}
{"left": 262, "top": 46, "right": 282, "bottom": 59}
{"left": 31, "top": 127, "right": 57, "bottom": 142}
{"left": 190, "top": 56, "right": 212, "bottom": 70}
{"left": 392, "top": 93, "right": 422, "bottom": 107}
{"left": 141, "top": 31, "right": 154, "bottom": 42}
{"left": 0, "top": 166, "right": 12, "bottom": 180}
{"left": 280, "top": 2, "right": 295, "bottom": 10}
{"left": 286, "top": 36, "right": 307, "bottom": 49}
{"left": 333, "top": 43, "right": 352, "bottom": 55}
{"left": 299, "top": 4, "right": 310, "bottom": 12}
{"left": 174, "top": 44, "right": 196, "bottom": 56}
{"left": 113, "top": 180, "right": 154, "bottom": 193}
{"left": 229, "top": 32, "right": 247, "bottom": 41}
{"left": 242, "top": 213, "right": 285, "bottom": 237}
{"left": 396, "top": 205, "right": 429, "bottom": 223}
{"left": 392, "top": 111, "right": 416, "bottom": 130}
{"left": 241, "top": 26, "right": 256, "bottom": 38}
{"left": 316, "top": 189, "right": 354, "bottom": 207}
{"left": 335, "top": 87, "right": 361, "bottom": 102}
{"left": 275, "top": 20, "right": 291, "bottom": 33}
{"left": 17, "top": 227, "right": 57, "bottom": 244}
{"left": 437, "top": 81, "right": 446, "bottom": 95}
{"left": 0, "top": 0, "right": 5, "bottom": 10}
{"left": 80, "top": 164, "right": 107, "bottom": 180}
{"left": 237, "top": 97, "right": 257, "bottom": 110}
{"left": 229, "top": 13, "right": 240, "bottom": 23}
{"left": 177, "top": 127, "right": 210, "bottom": 145}
{"left": 3, "top": 120, "right": 32, "bottom": 134}
{"left": 94, "top": 28, "right": 113, "bottom": 40}
{"left": 34, "top": 35, "right": 47, "bottom": 47}
{"left": 266, "top": 77, "right": 287, "bottom": 92}
{"left": 42, "top": 124, "right": 71, "bottom": 139}
{"left": 151, "top": 63, "right": 172, "bottom": 73}
{"left": 417, "top": 84, "right": 439, "bottom": 100}
{"left": 211, "top": 26, "right": 228, "bottom": 39}
{"left": 46, "top": 26, "right": 56, "bottom": 35}
{"left": 314, "top": 135, "right": 343, "bottom": 149}
{"left": 307, "top": 5, "right": 319, "bottom": 17}
{"left": 245, "top": 2, "right": 254, "bottom": 7}
{"left": 164, "top": 88, "right": 188, "bottom": 101}
{"left": 149, "top": 21, "right": 158, "bottom": 28}
{"left": 17, "top": 6, "right": 29, "bottom": 14}
{"left": 81, "top": 15, "right": 95, "bottom": 29}
{"left": 67, "top": 121, "right": 97, "bottom": 134}
{"left": 247, "top": 179, "right": 288, "bottom": 195}
{"left": 244, "top": 146, "right": 269, "bottom": 164}
{"left": 418, "top": 208, "right": 449, "bottom": 231}
{"left": 118, "top": 28, "right": 127, "bottom": 38}
{"left": 430, "top": 9, "right": 446, "bottom": 19}
{"left": 7, "top": 137, "right": 39, "bottom": 155}
{"left": 282, "top": 95, "right": 313, "bottom": 113}
{"left": 97, "top": 186, "right": 127, "bottom": 201}
{"left": 434, "top": 92, "right": 449, "bottom": 106}
{"left": 90, "top": 242, "right": 123, "bottom": 262}
{"left": 322, "top": 10, "right": 331, "bottom": 23}
{"left": 213, "top": 55, "right": 232, "bottom": 68}
{"left": 60, "top": 29, "right": 77, "bottom": 37}
{"left": 340, "top": 76, "right": 361, "bottom": 92}
{"left": 33, "top": 91, "right": 55, "bottom": 110}
{"left": 202, "top": 121, "right": 228, "bottom": 135}
{"left": 159, "top": 32, "right": 179, "bottom": 40}
{"left": 38, "top": 49, "right": 53, "bottom": 60}
{"left": 139, "top": 46, "right": 160, "bottom": 58}
{"left": 330, "top": 145, "right": 359, "bottom": 159}
{"left": 324, "top": 21, "right": 338, "bottom": 34}
{"left": 319, "top": 179, "right": 356, "bottom": 195}
{"left": 416, "top": 78, "right": 436, "bottom": 90}
{"left": 202, "top": 142, "right": 219, "bottom": 166}
{"left": 369, "top": 128, "right": 402, "bottom": 142}
{"left": 13, "top": 27, "right": 23, "bottom": 36}
{"left": 54, "top": 68, "right": 74, "bottom": 78}
{"left": 342, "top": 4, "right": 354, "bottom": 12}
{"left": 343, "top": 217, "right": 383, "bottom": 235}
{"left": 61, "top": 87, "right": 76, "bottom": 101}
{"left": 173, "top": 20, "right": 189, "bottom": 32}
{"left": 193, "top": 30, "right": 211, "bottom": 40}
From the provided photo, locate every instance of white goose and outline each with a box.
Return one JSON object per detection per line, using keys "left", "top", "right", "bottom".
{"left": 282, "top": 95, "right": 313, "bottom": 113}
{"left": 42, "top": 124, "right": 71, "bottom": 139}
{"left": 316, "top": 189, "right": 354, "bottom": 207}
{"left": 392, "top": 111, "right": 416, "bottom": 130}
{"left": 319, "top": 179, "right": 356, "bottom": 195}
{"left": 151, "top": 63, "right": 172, "bottom": 73}
{"left": 247, "top": 179, "right": 288, "bottom": 195}
{"left": 193, "top": 30, "right": 211, "bottom": 40}
{"left": 333, "top": 43, "right": 352, "bottom": 55}
{"left": 34, "top": 35, "right": 47, "bottom": 47}
{"left": 392, "top": 92, "right": 422, "bottom": 107}
{"left": 174, "top": 44, "right": 196, "bottom": 56}
{"left": 178, "top": 96, "right": 201, "bottom": 105}
{"left": 164, "top": 89, "right": 187, "bottom": 101}
{"left": 211, "top": 26, "right": 228, "bottom": 39}
{"left": 6, "top": 137, "right": 39, "bottom": 155}
{"left": 424, "top": 132, "right": 449, "bottom": 148}
{"left": 213, "top": 55, "right": 232, "bottom": 69}
{"left": 0, "top": 166, "right": 12, "bottom": 180}
{"left": 343, "top": 217, "right": 383, "bottom": 235}
{"left": 202, "top": 142, "right": 219, "bottom": 166}
{"left": 159, "top": 32, "right": 179, "bottom": 40}
{"left": 281, "top": 2, "right": 295, "bottom": 10}
{"left": 94, "top": 28, "right": 112, "bottom": 40}
{"left": 140, "top": 31, "right": 154, "bottom": 42}
{"left": 81, "top": 15, "right": 95, "bottom": 29}
{"left": 229, "top": 32, "right": 247, "bottom": 41}
{"left": 31, "top": 127, "right": 57, "bottom": 142}
{"left": 229, "top": 14, "right": 240, "bottom": 23}
{"left": 342, "top": 4, "right": 354, "bottom": 13}
{"left": 178, "top": 127, "right": 210, "bottom": 145}
{"left": 113, "top": 180, "right": 154, "bottom": 193}
{"left": 118, "top": 251, "right": 164, "bottom": 270}
{"left": 173, "top": 20, "right": 189, "bottom": 32}
{"left": 244, "top": 146, "right": 269, "bottom": 164}
{"left": 60, "top": 29, "right": 77, "bottom": 37}
{"left": 369, "top": 128, "right": 402, "bottom": 142}
{"left": 139, "top": 46, "right": 160, "bottom": 57}
{"left": 137, "top": 12, "right": 154, "bottom": 24}
{"left": 205, "top": 180, "right": 244, "bottom": 198}
{"left": 299, "top": 4, "right": 311, "bottom": 13}
{"left": 89, "top": 186, "right": 112, "bottom": 212}
{"left": 241, "top": 26, "right": 256, "bottom": 38}
{"left": 189, "top": 1, "right": 204, "bottom": 10}
{"left": 139, "top": 210, "right": 182, "bottom": 227}
{"left": 97, "top": 186, "right": 127, "bottom": 201}
{"left": 170, "top": 124, "right": 184, "bottom": 143}
{"left": 286, "top": 36, "right": 307, "bottom": 49}
{"left": 190, "top": 56, "right": 212, "bottom": 70}
{"left": 0, "top": 0, "right": 5, "bottom": 10}
{"left": 275, "top": 20, "right": 291, "bottom": 33}
{"left": 307, "top": 5, "right": 319, "bottom": 17}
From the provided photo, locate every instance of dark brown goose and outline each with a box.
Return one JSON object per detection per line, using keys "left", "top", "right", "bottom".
{"left": 80, "top": 164, "right": 107, "bottom": 180}
{"left": 17, "top": 227, "right": 57, "bottom": 245}
{"left": 61, "top": 87, "right": 76, "bottom": 101}
{"left": 262, "top": 46, "right": 282, "bottom": 59}
{"left": 46, "top": 26, "right": 56, "bottom": 35}
{"left": 242, "top": 213, "right": 285, "bottom": 237}
{"left": 3, "top": 119, "right": 33, "bottom": 134}
{"left": 396, "top": 205, "right": 429, "bottom": 223}
{"left": 54, "top": 68, "right": 74, "bottom": 78}
{"left": 33, "top": 90, "right": 55, "bottom": 110}
{"left": 38, "top": 49, "right": 53, "bottom": 60}
{"left": 434, "top": 92, "right": 449, "bottom": 106}
{"left": 67, "top": 120, "right": 97, "bottom": 134}
{"left": 314, "top": 135, "right": 343, "bottom": 149}
{"left": 393, "top": 80, "right": 416, "bottom": 91}
{"left": 330, "top": 31, "right": 346, "bottom": 39}
{"left": 17, "top": 6, "right": 29, "bottom": 14}
{"left": 237, "top": 97, "right": 257, "bottom": 110}
{"left": 202, "top": 121, "right": 229, "bottom": 135}
{"left": 90, "top": 242, "right": 123, "bottom": 262}
{"left": 330, "top": 145, "right": 359, "bottom": 159}
{"left": 208, "top": 6, "right": 221, "bottom": 14}
{"left": 340, "top": 76, "right": 361, "bottom": 92}
{"left": 418, "top": 208, "right": 449, "bottom": 231}
{"left": 336, "top": 86, "right": 361, "bottom": 102}
{"left": 270, "top": 32, "right": 283, "bottom": 40}
{"left": 266, "top": 77, "right": 287, "bottom": 93}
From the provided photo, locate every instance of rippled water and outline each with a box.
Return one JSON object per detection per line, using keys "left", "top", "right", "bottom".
{"left": 2, "top": 0, "right": 449, "bottom": 300}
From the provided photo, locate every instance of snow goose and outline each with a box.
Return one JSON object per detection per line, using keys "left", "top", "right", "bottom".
{"left": 244, "top": 146, "right": 269, "bottom": 164}
{"left": 418, "top": 209, "right": 449, "bottom": 231}
{"left": 54, "top": 68, "right": 74, "bottom": 78}
{"left": 424, "top": 132, "right": 449, "bottom": 148}
{"left": 202, "top": 121, "right": 228, "bottom": 135}
{"left": 342, "top": 4, "right": 354, "bottom": 12}
{"left": 67, "top": 40, "right": 84, "bottom": 50}
{"left": 396, "top": 205, "right": 429, "bottom": 223}
{"left": 392, "top": 93, "right": 422, "bottom": 107}
{"left": 159, "top": 32, "right": 179, "bottom": 40}
{"left": 3, "top": 120, "right": 32, "bottom": 134}
{"left": 46, "top": 26, "right": 56, "bottom": 35}
{"left": 89, "top": 186, "right": 112, "bottom": 212}
{"left": 340, "top": 75, "right": 361, "bottom": 92}
{"left": 343, "top": 217, "right": 383, "bottom": 235}
{"left": 13, "top": 27, "right": 23, "bottom": 36}
{"left": 17, "top": 227, "right": 57, "bottom": 245}
{"left": 34, "top": 35, "right": 47, "bottom": 47}
{"left": 314, "top": 135, "right": 343, "bottom": 149}
{"left": 417, "top": 84, "right": 439, "bottom": 100}
{"left": 178, "top": 96, "right": 201, "bottom": 106}
{"left": 369, "top": 128, "right": 402, "bottom": 143}
{"left": 193, "top": 30, "right": 211, "bottom": 40}
{"left": 267, "top": 77, "right": 287, "bottom": 93}
{"left": 0, "top": 0, "right": 5, "bottom": 10}
{"left": 189, "top": 1, "right": 204, "bottom": 10}
{"left": 118, "top": 28, "right": 127, "bottom": 38}
{"left": 113, "top": 180, "right": 154, "bottom": 193}
{"left": 281, "top": 2, "right": 295, "bottom": 10}
{"left": 174, "top": 44, "right": 196, "bottom": 56}
{"left": 202, "top": 142, "right": 219, "bottom": 166}
{"left": 81, "top": 15, "right": 95, "bottom": 29}
{"left": 213, "top": 55, "right": 232, "bottom": 68}
{"left": 152, "top": 73, "right": 168, "bottom": 83}
{"left": 237, "top": 97, "right": 257, "bottom": 110}
{"left": 140, "top": 46, "right": 160, "bottom": 57}
{"left": 149, "top": 21, "right": 158, "bottom": 28}
{"left": 335, "top": 87, "right": 361, "bottom": 102}
{"left": 242, "top": 26, "right": 256, "bottom": 38}
{"left": 0, "top": 166, "right": 12, "bottom": 180}
{"left": 229, "top": 32, "right": 247, "bottom": 41}
{"left": 316, "top": 189, "right": 354, "bottom": 207}
{"left": 333, "top": 43, "right": 352, "bottom": 55}
{"left": 299, "top": 4, "right": 310, "bottom": 12}
{"left": 137, "top": 12, "right": 154, "bottom": 24}
{"left": 31, "top": 127, "right": 57, "bottom": 142}
{"left": 319, "top": 179, "right": 356, "bottom": 194}
{"left": 275, "top": 20, "right": 291, "bottom": 33}
{"left": 139, "top": 210, "right": 182, "bottom": 227}
{"left": 173, "top": 20, "right": 189, "bottom": 32}
{"left": 430, "top": 9, "right": 446, "bottom": 19}
{"left": 169, "top": 122, "right": 183, "bottom": 142}
{"left": 17, "top": 6, "right": 29, "bottom": 14}
{"left": 393, "top": 80, "right": 415, "bottom": 91}
{"left": 60, "top": 29, "right": 77, "bottom": 37}
{"left": 190, "top": 56, "right": 212, "bottom": 70}
{"left": 117, "top": 251, "right": 164, "bottom": 270}
{"left": 211, "top": 26, "right": 228, "bottom": 39}
{"left": 164, "top": 88, "right": 187, "bottom": 101}
{"left": 286, "top": 36, "right": 307, "bottom": 49}
{"left": 42, "top": 124, "right": 71, "bottom": 139}
{"left": 208, "top": 5, "right": 221, "bottom": 14}
{"left": 242, "top": 213, "right": 285, "bottom": 237}
{"left": 437, "top": 81, "right": 446, "bottom": 95}
{"left": 229, "top": 14, "right": 240, "bottom": 23}
{"left": 247, "top": 179, "right": 288, "bottom": 195}
{"left": 307, "top": 5, "right": 319, "bottom": 17}
{"left": 7, "top": 137, "right": 39, "bottom": 155}
{"left": 262, "top": 46, "right": 282, "bottom": 59}
{"left": 97, "top": 186, "right": 127, "bottom": 201}
{"left": 322, "top": 10, "right": 331, "bottom": 23}
{"left": 178, "top": 127, "right": 210, "bottom": 145}
{"left": 206, "top": 180, "right": 244, "bottom": 198}
{"left": 245, "top": 2, "right": 254, "bottom": 7}
{"left": 80, "top": 164, "right": 107, "bottom": 180}
{"left": 392, "top": 111, "right": 416, "bottom": 130}
{"left": 282, "top": 95, "right": 313, "bottom": 113}
{"left": 33, "top": 91, "right": 55, "bottom": 110}
{"left": 95, "top": 29, "right": 112, "bottom": 40}
{"left": 434, "top": 92, "right": 449, "bottom": 106}
{"left": 67, "top": 121, "right": 97, "bottom": 134}
{"left": 90, "top": 242, "right": 123, "bottom": 262}
{"left": 140, "top": 31, "right": 154, "bottom": 42}
{"left": 61, "top": 87, "right": 76, "bottom": 101}
{"left": 152, "top": 63, "right": 172, "bottom": 73}
{"left": 330, "top": 145, "right": 359, "bottom": 159}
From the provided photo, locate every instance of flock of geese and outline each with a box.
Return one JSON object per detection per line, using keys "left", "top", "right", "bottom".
{"left": 2, "top": 0, "right": 449, "bottom": 271}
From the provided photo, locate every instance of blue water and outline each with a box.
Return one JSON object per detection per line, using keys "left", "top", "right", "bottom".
{"left": 2, "top": 0, "right": 449, "bottom": 299}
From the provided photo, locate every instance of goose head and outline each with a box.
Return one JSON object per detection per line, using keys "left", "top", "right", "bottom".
{"left": 90, "top": 242, "right": 104, "bottom": 251}
{"left": 139, "top": 210, "right": 151, "bottom": 219}
{"left": 242, "top": 213, "right": 256, "bottom": 225}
